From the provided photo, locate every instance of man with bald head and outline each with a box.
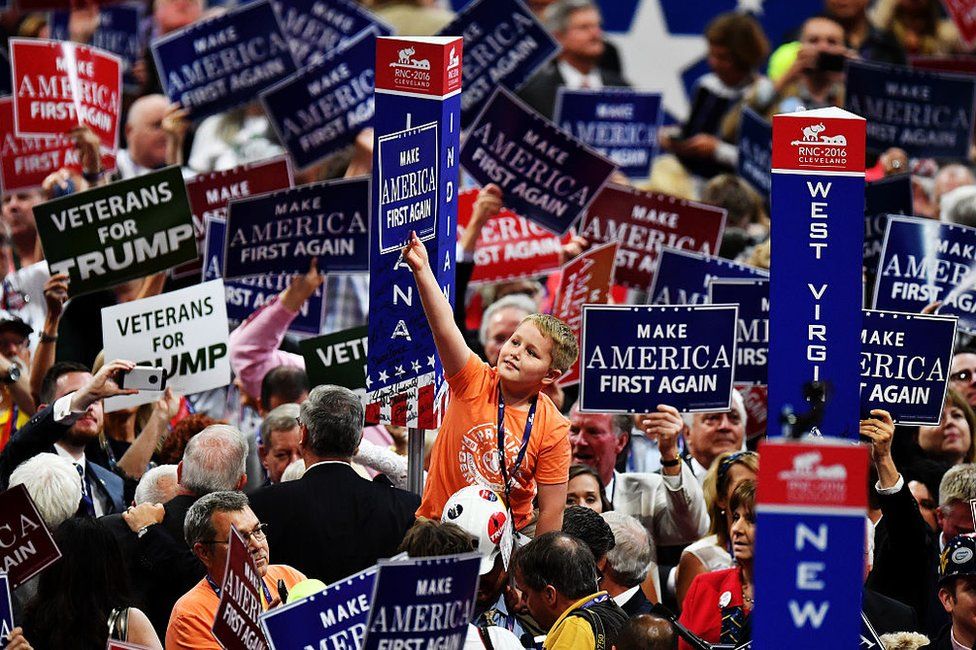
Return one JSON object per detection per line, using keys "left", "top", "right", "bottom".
{"left": 116, "top": 94, "right": 176, "bottom": 178}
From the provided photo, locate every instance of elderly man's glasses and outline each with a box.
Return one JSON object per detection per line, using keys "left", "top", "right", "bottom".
{"left": 201, "top": 523, "right": 269, "bottom": 545}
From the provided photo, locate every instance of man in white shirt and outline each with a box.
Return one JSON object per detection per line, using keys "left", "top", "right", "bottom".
{"left": 680, "top": 390, "right": 747, "bottom": 483}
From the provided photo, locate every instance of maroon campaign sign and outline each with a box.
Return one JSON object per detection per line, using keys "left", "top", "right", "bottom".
{"left": 0, "top": 97, "right": 116, "bottom": 193}
{"left": 212, "top": 526, "right": 268, "bottom": 650}
{"left": 10, "top": 39, "right": 121, "bottom": 151}
{"left": 943, "top": 0, "right": 976, "bottom": 48}
{"left": 175, "top": 157, "right": 293, "bottom": 279}
{"left": 551, "top": 241, "right": 618, "bottom": 386}
{"left": 578, "top": 184, "right": 726, "bottom": 292}
{"left": 0, "top": 484, "right": 61, "bottom": 589}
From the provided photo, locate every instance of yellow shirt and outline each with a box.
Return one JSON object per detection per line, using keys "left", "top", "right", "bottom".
{"left": 543, "top": 592, "right": 611, "bottom": 650}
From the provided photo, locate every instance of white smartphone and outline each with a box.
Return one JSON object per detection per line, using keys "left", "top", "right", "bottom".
{"left": 120, "top": 366, "right": 167, "bottom": 391}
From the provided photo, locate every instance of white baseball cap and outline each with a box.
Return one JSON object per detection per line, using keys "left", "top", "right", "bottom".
{"left": 441, "top": 485, "right": 509, "bottom": 575}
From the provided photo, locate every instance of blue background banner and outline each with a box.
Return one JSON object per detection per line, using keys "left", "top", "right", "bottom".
{"left": 271, "top": 0, "right": 391, "bottom": 68}
{"left": 709, "top": 279, "right": 768, "bottom": 386}
{"left": 0, "top": 573, "right": 10, "bottom": 643}
{"left": 649, "top": 247, "right": 767, "bottom": 305}
{"left": 554, "top": 88, "right": 662, "bottom": 178}
{"left": 50, "top": 3, "right": 144, "bottom": 89}
{"left": 863, "top": 174, "right": 912, "bottom": 276}
{"left": 738, "top": 107, "right": 771, "bottom": 197}
{"left": 579, "top": 304, "right": 738, "bottom": 413}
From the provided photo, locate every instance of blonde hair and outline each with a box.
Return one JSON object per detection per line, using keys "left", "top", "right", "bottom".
{"left": 703, "top": 450, "right": 759, "bottom": 547}
{"left": 522, "top": 314, "right": 579, "bottom": 372}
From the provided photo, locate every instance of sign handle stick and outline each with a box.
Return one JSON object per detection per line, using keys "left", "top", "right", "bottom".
{"left": 407, "top": 427, "right": 425, "bottom": 495}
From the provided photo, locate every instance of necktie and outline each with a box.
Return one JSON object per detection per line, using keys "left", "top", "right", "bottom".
{"left": 75, "top": 463, "right": 95, "bottom": 516}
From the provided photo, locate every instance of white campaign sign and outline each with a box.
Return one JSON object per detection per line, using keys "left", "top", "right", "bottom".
{"left": 101, "top": 279, "right": 230, "bottom": 411}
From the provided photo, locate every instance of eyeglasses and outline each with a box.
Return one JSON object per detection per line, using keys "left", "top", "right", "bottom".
{"left": 201, "top": 523, "right": 269, "bottom": 545}
{"left": 951, "top": 369, "right": 976, "bottom": 384}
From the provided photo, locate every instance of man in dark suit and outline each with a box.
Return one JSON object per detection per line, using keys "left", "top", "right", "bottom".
{"left": 250, "top": 385, "right": 419, "bottom": 585}
{"left": 517, "top": 0, "right": 628, "bottom": 120}
{"left": 602, "top": 511, "right": 656, "bottom": 616}
{"left": 0, "top": 359, "right": 138, "bottom": 513}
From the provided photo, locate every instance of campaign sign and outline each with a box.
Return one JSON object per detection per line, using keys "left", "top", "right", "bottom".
{"left": 152, "top": 0, "right": 298, "bottom": 120}
{"left": 10, "top": 38, "right": 121, "bottom": 151}
{"left": 300, "top": 326, "right": 369, "bottom": 390}
{"left": 49, "top": 3, "right": 145, "bottom": 90}
{"left": 0, "top": 97, "right": 116, "bottom": 193}
{"left": 709, "top": 279, "right": 768, "bottom": 386}
{"left": 846, "top": 60, "right": 976, "bottom": 159}
{"left": 34, "top": 165, "right": 196, "bottom": 296}
{"left": 578, "top": 184, "right": 726, "bottom": 292}
{"left": 860, "top": 310, "right": 956, "bottom": 425}
{"left": 649, "top": 247, "right": 768, "bottom": 305}
{"left": 738, "top": 107, "right": 772, "bottom": 197}
{"left": 101, "top": 280, "right": 230, "bottom": 411}
{"left": 0, "top": 484, "right": 61, "bottom": 589}
{"left": 554, "top": 88, "right": 662, "bottom": 179}
{"left": 873, "top": 216, "right": 976, "bottom": 332}
{"left": 578, "top": 304, "right": 738, "bottom": 413}
{"left": 262, "top": 30, "right": 376, "bottom": 170}
{"left": 460, "top": 88, "right": 616, "bottom": 235}
{"left": 260, "top": 565, "right": 377, "bottom": 650}
{"left": 863, "top": 173, "right": 912, "bottom": 277}
{"left": 739, "top": 383, "right": 768, "bottom": 441}
{"left": 272, "top": 0, "right": 391, "bottom": 68}
{"left": 0, "top": 573, "right": 11, "bottom": 643}
{"left": 367, "top": 36, "right": 462, "bottom": 428}
{"left": 551, "top": 242, "right": 618, "bottom": 387}
{"left": 224, "top": 177, "right": 369, "bottom": 279}
{"left": 438, "top": 0, "right": 559, "bottom": 127}
{"left": 177, "top": 156, "right": 293, "bottom": 279}
{"left": 943, "top": 0, "right": 976, "bottom": 47}
{"left": 910, "top": 55, "right": 976, "bottom": 75}
{"left": 753, "top": 439, "right": 869, "bottom": 649}
{"left": 360, "top": 554, "right": 481, "bottom": 650}
{"left": 456, "top": 188, "right": 564, "bottom": 285}
{"left": 212, "top": 527, "right": 268, "bottom": 650}
{"left": 203, "top": 216, "right": 325, "bottom": 335}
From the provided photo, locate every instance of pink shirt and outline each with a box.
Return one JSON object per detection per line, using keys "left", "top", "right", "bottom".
{"left": 228, "top": 299, "right": 304, "bottom": 400}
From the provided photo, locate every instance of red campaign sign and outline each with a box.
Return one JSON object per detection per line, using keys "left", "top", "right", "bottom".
{"left": 737, "top": 383, "right": 767, "bottom": 441}
{"left": 578, "top": 184, "right": 726, "bottom": 292}
{"left": 175, "top": 156, "right": 293, "bottom": 279}
{"left": 757, "top": 438, "right": 869, "bottom": 511}
{"left": 943, "top": 0, "right": 976, "bottom": 47}
{"left": 0, "top": 484, "right": 62, "bottom": 589}
{"left": 551, "top": 241, "right": 618, "bottom": 387}
{"left": 10, "top": 38, "right": 122, "bottom": 151}
{"left": 212, "top": 527, "right": 268, "bottom": 650}
{"left": 16, "top": 0, "right": 71, "bottom": 9}
{"left": 0, "top": 97, "right": 116, "bottom": 193}
{"left": 910, "top": 55, "right": 976, "bottom": 75}
{"left": 374, "top": 36, "right": 462, "bottom": 98}
{"left": 771, "top": 107, "right": 866, "bottom": 174}
{"left": 456, "top": 189, "right": 565, "bottom": 285}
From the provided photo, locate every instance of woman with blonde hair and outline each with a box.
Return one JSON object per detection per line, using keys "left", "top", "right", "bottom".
{"left": 871, "top": 0, "right": 961, "bottom": 55}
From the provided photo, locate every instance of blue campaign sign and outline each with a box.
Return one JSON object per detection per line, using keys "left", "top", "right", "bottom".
{"left": 203, "top": 216, "right": 325, "bottom": 335}
{"left": 377, "top": 122, "right": 440, "bottom": 254}
{"left": 860, "top": 310, "right": 956, "bottom": 425}
{"left": 152, "top": 0, "right": 298, "bottom": 120}
{"left": 260, "top": 566, "right": 377, "bottom": 650}
{"left": 649, "top": 247, "right": 768, "bottom": 305}
{"left": 51, "top": 4, "right": 145, "bottom": 89}
{"left": 709, "top": 279, "right": 768, "bottom": 386}
{"left": 738, "top": 107, "right": 771, "bottom": 197}
{"left": 846, "top": 60, "right": 976, "bottom": 158}
{"left": 0, "top": 573, "right": 11, "bottom": 643}
{"left": 460, "top": 88, "right": 617, "bottom": 235}
{"left": 873, "top": 215, "right": 976, "bottom": 332}
{"left": 554, "top": 88, "right": 662, "bottom": 179}
{"left": 578, "top": 304, "right": 738, "bottom": 413}
{"left": 224, "top": 177, "right": 369, "bottom": 280}
{"left": 437, "top": 0, "right": 559, "bottom": 128}
{"left": 361, "top": 554, "right": 481, "bottom": 650}
{"left": 863, "top": 174, "right": 912, "bottom": 276}
{"left": 262, "top": 30, "right": 376, "bottom": 170}
{"left": 272, "top": 0, "right": 391, "bottom": 68}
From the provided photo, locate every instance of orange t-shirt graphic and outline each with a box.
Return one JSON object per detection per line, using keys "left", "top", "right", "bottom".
{"left": 418, "top": 354, "right": 571, "bottom": 529}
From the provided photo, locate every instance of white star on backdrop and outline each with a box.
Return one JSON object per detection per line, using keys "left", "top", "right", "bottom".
{"left": 427, "top": 355, "right": 437, "bottom": 368}
{"left": 411, "top": 360, "right": 422, "bottom": 373}
{"left": 736, "top": 0, "right": 765, "bottom": 15}
{"left": 365, "top": 375, "right": 372, "bottom": 388}
{"left": 395, "top": 365, "right": 406, "bottom": 377}
{"left": 378, "top": 370, "right": 389, "bottom": 383}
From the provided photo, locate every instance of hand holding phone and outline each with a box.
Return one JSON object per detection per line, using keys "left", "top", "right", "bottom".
{"left": 119, "top": 366, "right": 167, "bottom": 391}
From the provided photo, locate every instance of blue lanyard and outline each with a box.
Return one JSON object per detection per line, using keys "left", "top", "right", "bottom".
{"left": 206, "top": 574, "right": 274, "bottom": 606}
{"left": 496, "top": 388, "right": 538, "bottom": 508}
{"left": 577, "top": 593, "right": 610, "bottom": 610}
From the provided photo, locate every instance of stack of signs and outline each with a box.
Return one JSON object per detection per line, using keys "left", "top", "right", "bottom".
{"left": 262, "top": 30, "right": 377, "bottom": 170}
{"left": 437, "top": 0, "right": 559, "bottom": 127}
{"left": 101, "top": 279, "right": 230, "bottom": 411}
{"left": 846, "top": 60, "right": 976, "bottom": 159}
{"left": 554, "top": 88, "right": 663, "bottom": 179}
{"left": 223, "top": 177, "right": 369, "bottom": 279}
{"left": 738, "top": 107, "right": 772, "bottom": 197}
{"left": 863, "top": 174, "right": 912, "bottom": 278}
{"left": 152, "top": 0, "right": 298, "bottom": 120}
{"left": 578, "top": 184, "right": 726, "bottom": 293}
{"left": 550, "top": 241, "right": 618, "bottom": 386}
{"left": 212, "top": 527, "right": 269, "bottom": 650}
{"left": 942, "top": 0, "right": 976, "bottom": 49}
{"left": 709, "top": 279, "right": 768, "bottom": 387}
{"left": 260, "top": 566, "right": 377, "bottom": 649}
{"left": 10, "top": 38, "right": 121, "bottom": 153}
{"left": 366, "top": 36, "right": 462, "bottom": 429}
{"left": 873, "top": 216, "right": 976, "bottom": 332}
{"left": 34, "top": 165, "right": 196, "bottom": 296}
{"left": 300, "top": 326, "right": 369, "bottom": 390}
{"left": 649, "top": 247, "right": 768, "bottom": 305}
{"left": 578, "top": 304, "right": 738, "bottom": 413}
{"left": 361, "top": 554, "right": 481, "bottom": 650}
{"left": 271, "top": 0, "right": 391, "bottom": 68}
{"left": 0, "top": 485, "right": 61, "bottom": 590}
{"left": 860, "top": 310, "right": 956, "bottom": 424}
{"left": 460, "top": 88, "right": 617, "bottom": 235}
{"left": 48, "top": 3, "right": 145, "bottom": 90}
{"left": 456, "top": 188, "right": 564, "bottom": 284}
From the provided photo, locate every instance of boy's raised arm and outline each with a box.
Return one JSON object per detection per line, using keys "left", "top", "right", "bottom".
{"left": 403, "top": 231, "right": 472, "bottom": 378}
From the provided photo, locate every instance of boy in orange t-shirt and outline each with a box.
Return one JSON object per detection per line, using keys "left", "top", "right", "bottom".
{"left": 403, "top": 231, "right": 578, "bottom": 535}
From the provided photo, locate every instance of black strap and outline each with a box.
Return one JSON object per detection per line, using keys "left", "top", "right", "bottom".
{"left": 476, "top": 624, "right": 495, "bottom": 650}
{"left": 567, "top": 608, "right": 606, "bottom": 650}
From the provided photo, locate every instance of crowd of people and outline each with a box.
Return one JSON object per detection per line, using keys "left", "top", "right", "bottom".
{"left": 0, "top": 0, "right": 975, "bottom": 648}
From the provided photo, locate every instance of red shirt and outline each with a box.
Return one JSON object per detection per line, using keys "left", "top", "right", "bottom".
{"left": 678, "top": 567, "right": 751, "bottom": 650}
